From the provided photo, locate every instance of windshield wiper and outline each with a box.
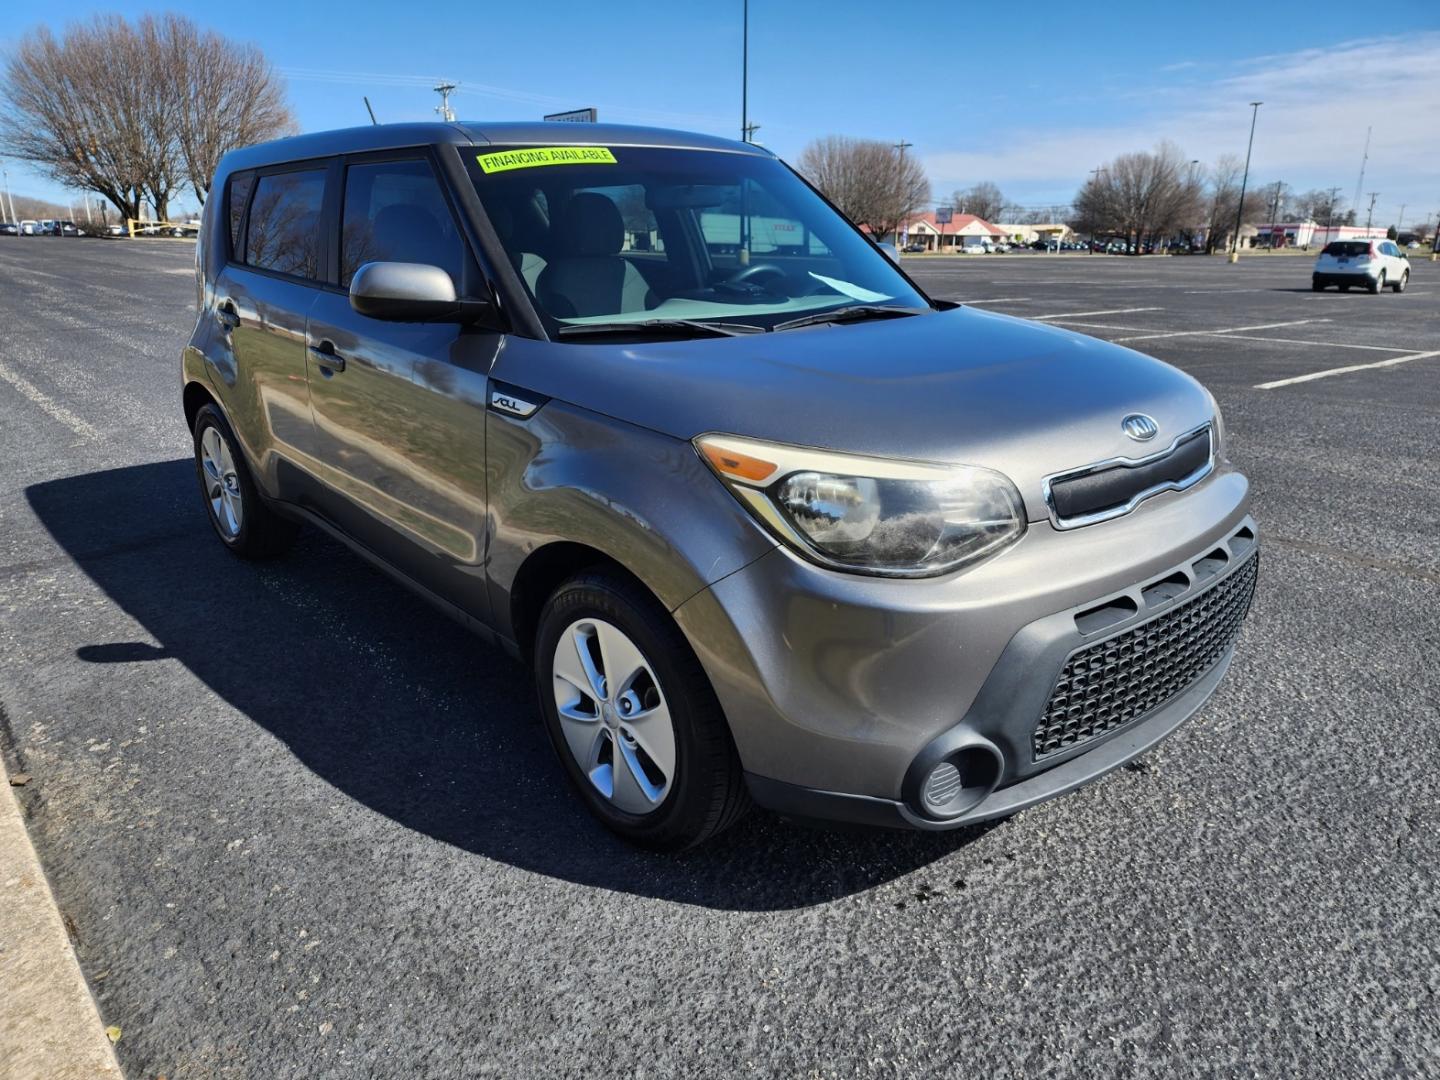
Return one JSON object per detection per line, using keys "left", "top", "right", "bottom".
{"left": 773, "top": 305, "right": 931, "bottom": 333}
{"left": 556, "top": 318, "right": 766, "bottom": 340}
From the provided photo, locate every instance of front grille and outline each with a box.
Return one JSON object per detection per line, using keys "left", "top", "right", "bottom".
{"left": 1032, "top": 552, "right": 1258, "bottom": 759}
{"left": 1047, "top": 425, "right": 1213, "bottom": 527}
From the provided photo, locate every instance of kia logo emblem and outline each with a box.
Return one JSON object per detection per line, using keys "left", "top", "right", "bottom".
{"left": 1122, "top": 413, "right": 1159, "bottom": 441}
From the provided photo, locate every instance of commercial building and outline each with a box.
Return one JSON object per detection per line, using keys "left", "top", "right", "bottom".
{"left": 898, "top": 212, "right": 1007, "bottom": 252}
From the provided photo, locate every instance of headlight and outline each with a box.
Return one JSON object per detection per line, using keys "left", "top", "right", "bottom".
{"left": 696, "top": 434, "right": 1026, "bottom": 577}
{"left": 1206, "top": 392, "right": 1226, "bottom": 457}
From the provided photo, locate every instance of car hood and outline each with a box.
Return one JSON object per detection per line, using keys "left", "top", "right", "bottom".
{"left": 495, "top": 306, "right": 1216, "bottom": 522}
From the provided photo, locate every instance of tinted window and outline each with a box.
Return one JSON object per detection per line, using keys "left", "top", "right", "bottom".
{"left": 341, "top": 159, "right": 466, "bottom": 288}
{"left": 245, "top": 169, "right": 326, "bottom": 279}
{"left": 1323, "top": 241, "right": 1371, "bottom": 257}
{"left": 227, "top": 171, "right": 255, "bottom": 258}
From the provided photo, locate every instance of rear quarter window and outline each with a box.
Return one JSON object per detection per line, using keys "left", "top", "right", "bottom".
{"left": 227, "top": 171, "right": 255, "bottom": 260}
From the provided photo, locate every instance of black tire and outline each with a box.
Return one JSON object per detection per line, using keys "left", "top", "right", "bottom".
{"left": 534, "top": 569, "right": 750, "bottom": 850}
{"left": 192, "top": 404, "right": 298, "bottom": 558}
{"left": 1339, "top": 283, "right": 1350, "bottom": 292}
{"left": 1393, "top": 271, "right": 1407, "bottom": 293}
{"left": 1311, "top": 278, "right": 1324, "bottom": 292}
{"left": 1368, "top": 271, "right": 1384, "bottom": 294}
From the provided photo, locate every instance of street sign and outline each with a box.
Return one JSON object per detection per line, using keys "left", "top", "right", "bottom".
{"left": 935, "top": 206, "right": 953, "bottom": 224}
{"left": 543, "top": 108, "right": 598, "bottom": 123}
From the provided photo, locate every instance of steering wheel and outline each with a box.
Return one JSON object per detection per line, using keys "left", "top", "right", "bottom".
{"left": 727, "top": 262, "right": 786, "bottom": 286}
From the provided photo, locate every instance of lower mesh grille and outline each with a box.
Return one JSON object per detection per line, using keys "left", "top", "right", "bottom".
{"left": 1032, "top": 552, "right": 1258, "bottom": 759}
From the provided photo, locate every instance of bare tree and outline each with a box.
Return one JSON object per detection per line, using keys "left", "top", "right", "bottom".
{"left": 1291, "top": 188, "right": 1346, "bottom": 227}
{"left": 797, "top": 135, "right": 930, "bottom": 241}
{"left": 162, "top": 14, "right": 295, "bottom": 205}
{"left": 951, "top": 181, "right": 1005, "bottom": 222}
{"left": 0, "top": 15, "right": 293, "bottom": 221}
{"left": 1073, "top": 142, "right": 1206, "bottom": 253}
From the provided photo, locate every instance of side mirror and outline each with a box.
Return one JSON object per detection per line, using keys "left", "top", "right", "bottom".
{"left": 876, "top": 241, "right": 900, "bottom": 264}
{"left": 349, "top": 261, "right": 490, "bottom": 323}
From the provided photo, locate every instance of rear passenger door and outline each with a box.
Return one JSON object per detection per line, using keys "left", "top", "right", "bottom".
{"left": 303, "top": 151, "right": 501, "bottom": 621}
{"left": 208, "top": 164, "right": 329, "bottom": 498}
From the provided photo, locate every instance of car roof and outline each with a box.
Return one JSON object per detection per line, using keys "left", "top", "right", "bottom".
{"left": 218, "top": 121, "right": 771, "bottom": 176}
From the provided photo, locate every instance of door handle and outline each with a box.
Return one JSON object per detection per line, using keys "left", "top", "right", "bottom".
{"left": 308, "top": 343, "right": 346, "bottom": 373}
{"left": 216, "top": 302, "right": 240, "bottom": 330}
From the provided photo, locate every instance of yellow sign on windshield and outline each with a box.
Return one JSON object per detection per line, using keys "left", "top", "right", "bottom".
{"left": 477, "top": 146, "right": 617, "bottom": 174}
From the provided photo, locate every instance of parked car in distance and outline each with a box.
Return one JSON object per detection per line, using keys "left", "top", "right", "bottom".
{"left": 1312, "top": 239, "right": 1410, "bottom": 293}
{"left": 19, "top": 220, "right": 38, "bottom": 235}
{"left": 902, "top": 242, "right": 926, "bottom": 253}
{"left": 184, "top": 121, "right": 1256, "bottom": 849}
{"left": 0, "top": 222, "right": 18, "bottom": 236}
{"left": 103, "top": 224, "right": 127, "bottom": 236}
{"left": 1406, "top": 241, "right": 1420, "bottom": 249}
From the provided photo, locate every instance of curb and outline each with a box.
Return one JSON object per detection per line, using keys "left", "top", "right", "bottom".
{"left": 0, "top": 759, "right": 123, "bottom": 1078}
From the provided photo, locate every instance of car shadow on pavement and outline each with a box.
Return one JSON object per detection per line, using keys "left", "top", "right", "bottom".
{"left": 27, "top": 460, "right": 994, "bottom": 911}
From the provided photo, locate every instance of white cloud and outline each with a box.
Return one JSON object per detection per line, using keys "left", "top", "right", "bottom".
{"left": 923, "top": 34, "right": 1440, "bottom": 223}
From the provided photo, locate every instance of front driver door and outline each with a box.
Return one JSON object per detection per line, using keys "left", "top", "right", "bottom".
{"left": 303, "top": 153, "right": 501, "bottom": 622}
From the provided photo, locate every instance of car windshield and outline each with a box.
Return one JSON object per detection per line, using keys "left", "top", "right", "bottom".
{"left": 1323, "top": 242, "right": 1372, "bottom": 256}
{"left": 464, "top": 144, "right": 929, "bottom": 336}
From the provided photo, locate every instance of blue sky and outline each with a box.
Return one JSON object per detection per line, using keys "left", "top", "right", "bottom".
{"left": 4, "top": 0, "right": 1438, "bottom": 227}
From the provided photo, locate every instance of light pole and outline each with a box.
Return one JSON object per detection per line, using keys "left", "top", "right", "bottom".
{"left": 1230, "top": 101, "right": 1262, "bottom": 262}
{"left": 741, "top": 0, "right": 749, "bottom": 142}
{"left": 1, "top": 163, "right": 14, "bottom": 223}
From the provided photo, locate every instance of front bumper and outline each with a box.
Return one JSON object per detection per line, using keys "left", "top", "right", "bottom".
{"left": 674, "top": 468, "right": 1255, "bottom": 829}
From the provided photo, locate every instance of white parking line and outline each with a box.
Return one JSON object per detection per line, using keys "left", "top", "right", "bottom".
{"left": 1217, "top": 334, "right": 1413, "bottom": 353}
{"left": 1255, "top": 350, "right": 1440, "bottom": 390}
{"left": 0, "top": 360, "right": 99, "bottom": 441}
{"left": 1034, "top": 307, "right": 1161, "bottom": 320}
{"left": 1115, "top": 319, "right": 1325, "bottom": 343}
{"left": 956, "top": 297, "right": 1031, "bottom": 304}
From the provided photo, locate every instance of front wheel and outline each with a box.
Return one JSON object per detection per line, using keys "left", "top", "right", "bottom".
{"left": 534, "top": 570, "right": 749, "bottom": 850}
{"left": 1311, "top": 277, "right": 1324, "bottom": 292}
{"left": 1393, "top": 271, "right": 1408, "bottom": 293}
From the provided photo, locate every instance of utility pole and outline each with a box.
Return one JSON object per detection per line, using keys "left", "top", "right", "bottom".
{"left": 433, "top": 80, "right": 458, "bottom": 123}
{"left": 1324, "top": 185, "right": 1341, "bottom": 241}
{"left": 741, "top": 0, "right": 749, "bottom": 142}
{"left": 1230, "top": 101, "right": 1262, "bottom": 262}
{"left": 894, "top": 139, "right": 913, "bottom": 249}
{"left": 1268, "top": 181, "right": 1284, "bottom": 247}
{"left": 1397, "top": 203, "right": 1406, "bottom": 235}
{"left": 1365, "top": 191, "right": 1378, "bottom": 232}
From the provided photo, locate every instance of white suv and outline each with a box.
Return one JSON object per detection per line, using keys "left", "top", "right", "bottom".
{"left": 1312, "top": 239, "right": 1410, "bottom": 294}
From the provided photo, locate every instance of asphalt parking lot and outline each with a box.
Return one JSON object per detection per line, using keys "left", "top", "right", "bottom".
{"left": 1, "top": 239, "right": 1437, "bottom": 1078}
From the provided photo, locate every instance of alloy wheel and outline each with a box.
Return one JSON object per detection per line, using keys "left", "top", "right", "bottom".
{"left": 200, "top": 426, "right": 243, "bottom": 538}
{"left": 551, "top": 618, "right": 676, "bottom": 814}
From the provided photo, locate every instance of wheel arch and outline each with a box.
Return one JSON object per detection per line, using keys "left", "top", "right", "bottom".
{"left": 508, "top": 542, "right": 653, "bottom": 666}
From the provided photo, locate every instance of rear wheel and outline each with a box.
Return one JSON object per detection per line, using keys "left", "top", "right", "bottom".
{"left": 192, "top": 404, "right": 298, "bottom": 558}
{"left": 1393, "top": 271, "right": 1408, "bottom": 293}
{"left": 1368, "top": 271, "right": 1384, "bottom": 294}
{"left": 534, "top": 570, "right": 749, "bottom": 850}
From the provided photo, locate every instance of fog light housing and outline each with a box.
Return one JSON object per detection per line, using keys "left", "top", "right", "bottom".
{"left": 915, "top": 743, "right": 1003, "bottom": 819}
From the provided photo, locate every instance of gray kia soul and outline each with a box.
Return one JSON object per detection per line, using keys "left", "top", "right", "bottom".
{"left": 183, "top": 122, "right": 1257, "bottom": 849}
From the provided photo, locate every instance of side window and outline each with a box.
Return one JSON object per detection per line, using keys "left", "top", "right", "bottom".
{"left": 227, "top": 171, "right": 255, "bottom": 259}
{"left": 341, "top": 159, "right": 467, "bottom": 288}
{"left": 245, "top": 169, "right": 326, "bottom": 279}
